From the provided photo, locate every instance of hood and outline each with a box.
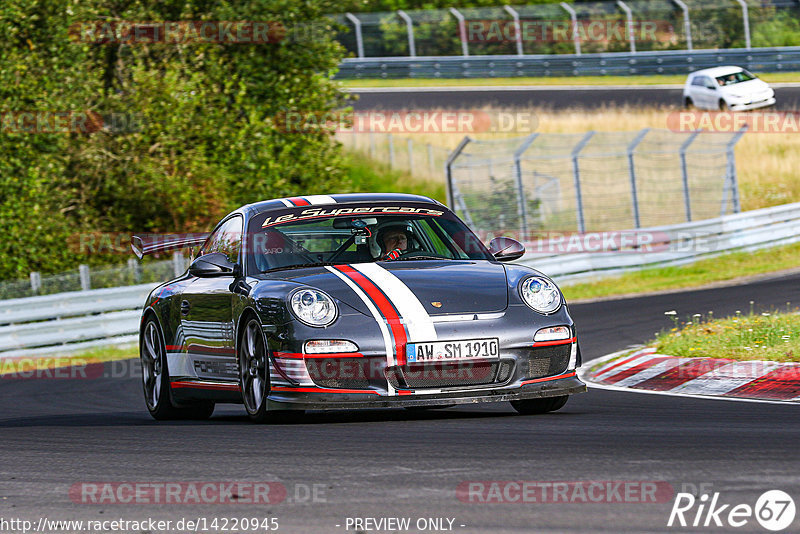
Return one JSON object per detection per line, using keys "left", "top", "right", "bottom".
{"left": 255, "top": 261, "right": 508, "bottom": 316}
{"left": 722, "top": 78, "right": 770, "bottom": 96}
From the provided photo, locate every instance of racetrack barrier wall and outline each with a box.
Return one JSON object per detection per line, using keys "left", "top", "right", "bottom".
{"left": 336, "top": 46, "right": 800, "bottom": 79}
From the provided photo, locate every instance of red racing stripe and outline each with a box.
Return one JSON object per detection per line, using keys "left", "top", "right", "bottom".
{"left": 288, "top": 196, "right": 310, "bottom": 206}
{"left": 520, "top": 370, "right": 577, "bottom": 385}
{"left": 334, "top": 265, "right": 409, "bottom": 366}
{"left": 631, "top": 358, "right": 732, "bottom": 391}
{"left": 273, "top": 351, "right": 365, "bottom": 359}
{"left": 532, "top": 337, "right": 576, "bottom": 348}
{"left": 171, "top": 380, "right": 240, "bottom": 391}
{"left": 271, "top": 386, "right": 379, "bottom": 395}
{"left": 726, "top": 366, "right": 800, "bottom": 400}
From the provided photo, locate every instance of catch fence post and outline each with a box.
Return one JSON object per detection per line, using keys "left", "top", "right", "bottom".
{"left": 407, "top": 138, "right": 414, "bottom": 174}
{"left": 388, "top": 134, "right": 395, "bottom": 168}
{"left": 172, "top": 252, "right": 184, "bottom": 278}
{"left": 679, "top": 130, "right": 701, "bottom": 222}
{"left": 513, "top": 133, "right": 539, "bottom": 241}
{"left": 30, "top": 272, "right": 41, "bottom": 295}
{"left": 627, "top": 128, "right": 650, "bottom": 229}
{"left": 571, "top": 131, "right": 595, "bottom": 233}
{"left": 670, "top": 0, "right": 693, "bottom": 51}
{"left": 79, "top": 264, "right": 91, "bottom": 291}
{"left": 345, "top": 13, "right": 365, "bottom": 58}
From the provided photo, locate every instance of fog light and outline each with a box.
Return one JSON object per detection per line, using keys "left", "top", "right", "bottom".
{"left": 534, "top": 326, "right": 571, "bottom": 342}
{"left": 304, "top": 340, "right": 359, "bottom": 354}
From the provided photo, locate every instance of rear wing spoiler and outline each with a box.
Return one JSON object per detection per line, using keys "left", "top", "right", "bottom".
{"left": 131, "top": 233, "right": 210, "bottom": 259}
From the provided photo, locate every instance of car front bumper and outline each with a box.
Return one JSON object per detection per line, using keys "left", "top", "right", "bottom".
{"left": 265, "top": 372, "right": 586, "bottom": 410}
{"left": 730, "top": 97, "right": 776, "bottom": 111}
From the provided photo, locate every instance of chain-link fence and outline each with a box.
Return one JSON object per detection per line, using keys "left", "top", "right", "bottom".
{"left": 334, "top": 0, "right": 800, "bottom": 58}
{"left": 337, "top": 132, "right": 452, "bottom": 181}
{"left": 0, "top": 256, "right": 187, "bottom": 300}
{"left": 446, "top": 128, "right": 746, "bottom": 237}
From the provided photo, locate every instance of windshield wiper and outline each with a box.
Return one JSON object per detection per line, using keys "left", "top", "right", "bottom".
{"left": 396, "top": 255, "right": 448, "bottom": 261}
{"left": 263, "top": 262, "right": 337, "bottom": 273}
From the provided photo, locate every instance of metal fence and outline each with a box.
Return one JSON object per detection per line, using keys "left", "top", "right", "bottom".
{"left": 337, "top": 132, "right": 452, "bottom": 180}
{"left": 336, "top": 46, "right": 800, "bottom": 78}
{"left": 0, "top": 254, "right": 187, "bottom": 301}
{"left": 334, "top": 1, "right": 800, "bottom": 59}
{"left": 446, "top": 127, "right": 746, "bottom": 237}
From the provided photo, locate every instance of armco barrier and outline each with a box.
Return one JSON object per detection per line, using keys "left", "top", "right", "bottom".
{"left": 0, "top": 283, "right": 157, "bottom": 359}
{"left": 521, "top": 201, "right": 800, "bottom": 282}
{"left": 336, "top": 46, "right": 800, "bottom": 79}
{"left": 2, "top": 202, "right": 800, "bottom": 359}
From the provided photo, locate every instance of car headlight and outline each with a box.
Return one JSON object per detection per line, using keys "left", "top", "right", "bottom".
{"left": 290, "top": 289, "right": 337, "bottom": 327}
{"left": 519, "top": 276, "right": 561, "bottom": 314}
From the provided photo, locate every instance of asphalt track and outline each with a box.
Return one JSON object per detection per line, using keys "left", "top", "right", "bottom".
{"left": 3, "top": 272, "right": 800, "bottom": 533}
{"left": 349, "top": 85, "right": 800, "bottom": 111}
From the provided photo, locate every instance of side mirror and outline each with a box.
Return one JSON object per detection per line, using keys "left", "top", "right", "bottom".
{"left": 488, "top": 237, "right": 525, "bottom": 262}
{"left": 189, "top": 252, "right": 240, "bottom": 278}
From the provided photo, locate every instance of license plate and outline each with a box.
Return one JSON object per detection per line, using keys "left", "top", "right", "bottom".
{"left": 405, "top": 338, "right": 499, "bottom": 363}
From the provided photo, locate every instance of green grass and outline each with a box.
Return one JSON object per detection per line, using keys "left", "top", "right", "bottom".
{"left": 652, "top": 309, "right": 800, "bottom": 362}
{"left": 342, "top": 152, "right": 446, "bottom": 203}
{"left": 561, "top": 241, "right": 800, "bottom": 301}
{"left": 339, "top": 72, "right": 800, "bottom": 89}
{"left": 0, "top": 344, "right": 137, "bottom": 376}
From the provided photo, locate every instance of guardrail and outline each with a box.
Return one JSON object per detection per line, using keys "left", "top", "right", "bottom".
{"left": 2, "top": 201, "right": 800, "bottom": 359}
{"left": 520, "top": 201, "right": 800, "bottom": 283}
{"left": 0, "top": 283, "right": 157, "bottom": 360}
{"left": 336, "top": 46, "right": 800, "bottom": 79}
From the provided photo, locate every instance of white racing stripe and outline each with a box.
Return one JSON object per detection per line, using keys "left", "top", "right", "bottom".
{"left": 326, "top": 266, "right": 396, "bottom": 396}
{"left": 303, "top": 195, "right": 336, "bottom": 205}
{"left": 279, "top": 199, "right": 293, "bottom": 207}
{"left": 352, "top": 263, "right": 438, "bottom": 342}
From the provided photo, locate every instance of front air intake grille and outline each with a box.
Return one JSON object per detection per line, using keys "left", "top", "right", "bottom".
{"left": 305, "top": 357, "right": 371, "bottom": 389}
{"left": 497, "top": 360, "right": 514, "bottom": 383}
{"left": 400, "top": 361, "right": 498, "bottom": 389}
{"left": 524, "top": 344, "right": 571, "bottom": 380}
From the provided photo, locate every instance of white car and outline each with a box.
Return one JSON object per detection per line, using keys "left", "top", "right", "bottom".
{"left": 683, "top": 66, "right": 776, "bottom": 111}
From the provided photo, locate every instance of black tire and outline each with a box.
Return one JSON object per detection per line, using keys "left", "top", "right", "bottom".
{"left": 140, "top": 318, "right": 214, "bottom": 421}
{"left": 719, "top": 99, "right": 729, "bottom": 111}
{"left": 684, "top": 97, "right": 694, "bottom": 110}
{"left": 510, "top": 395, "right": 568, "bottom": 415}
{"left": 238, "top": 317, "right": 304, "bottom": 423}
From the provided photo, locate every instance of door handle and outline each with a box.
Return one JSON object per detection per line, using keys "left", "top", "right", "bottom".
{"left": 181, "top": 300, "right": 191, "bottom": 316}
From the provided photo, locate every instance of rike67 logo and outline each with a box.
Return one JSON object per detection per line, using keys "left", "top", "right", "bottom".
{"left": 668, "top": 490, "right": 796, "bottom": 531}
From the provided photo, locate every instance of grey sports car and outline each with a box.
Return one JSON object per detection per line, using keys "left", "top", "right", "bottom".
{"left": 133, "top": 193, "right": 585, "bottom": 422}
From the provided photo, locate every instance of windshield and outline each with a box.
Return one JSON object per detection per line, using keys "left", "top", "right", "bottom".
{"left": 716, "top": 70, "right": 757, "bottom": 86}
{"left": 245, "top": 203, "right": 493, "bottom": 273}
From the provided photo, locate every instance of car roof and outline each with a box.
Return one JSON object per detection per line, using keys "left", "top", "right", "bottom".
{"left": 689, "top": 66, "right": 746, "bottom": 78}
{"left": 239, "top": 193, "right": 444, "bottom": 216}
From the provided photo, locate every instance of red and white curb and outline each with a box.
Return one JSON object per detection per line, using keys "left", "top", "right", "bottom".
{"left": 579, "top": 347, "right": 800, "bottom": 404}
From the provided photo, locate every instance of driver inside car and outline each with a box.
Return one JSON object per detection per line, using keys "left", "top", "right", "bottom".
{"left": 377, "top": 224, "right": 411, "bottom": 261}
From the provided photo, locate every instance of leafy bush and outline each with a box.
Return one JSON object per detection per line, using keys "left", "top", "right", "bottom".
{"left": 0, "top": 0, "right": 349, "bottom": 279}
